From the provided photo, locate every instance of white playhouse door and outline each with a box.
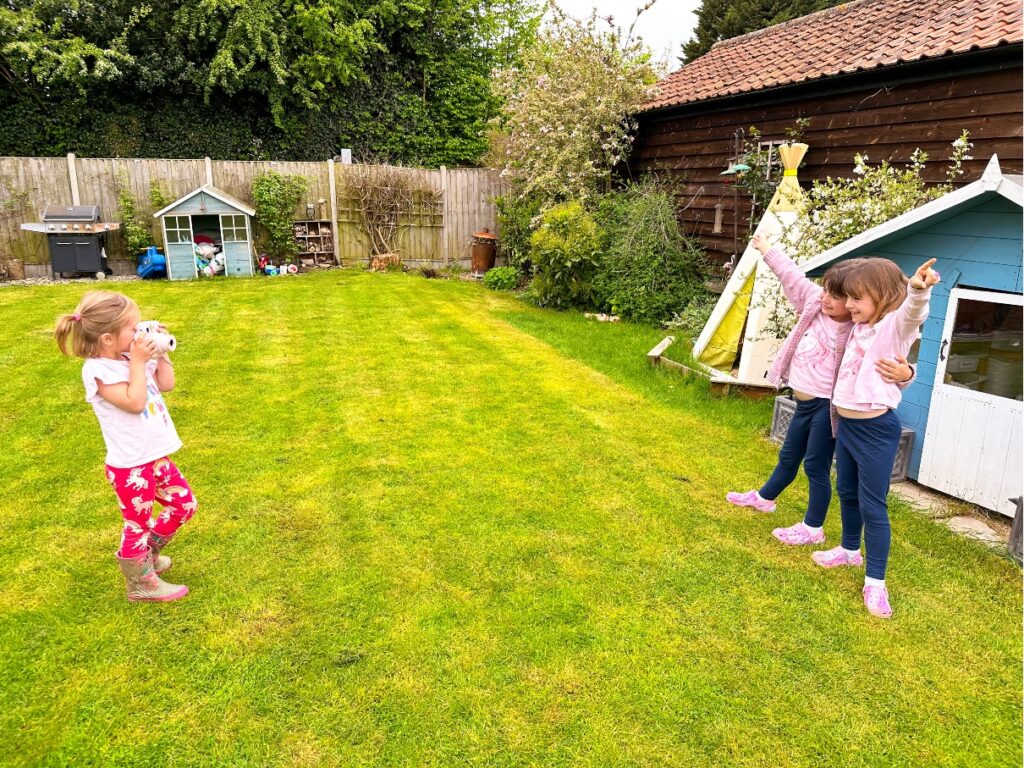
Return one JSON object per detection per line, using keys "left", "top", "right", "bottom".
{"left": 918, "top": 288, "right": 1023, "bottom": 516}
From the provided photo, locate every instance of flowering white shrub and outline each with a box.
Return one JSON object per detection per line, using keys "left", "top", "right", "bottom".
{"left": 490, "top": 9, "right": 658, "bottom": 204}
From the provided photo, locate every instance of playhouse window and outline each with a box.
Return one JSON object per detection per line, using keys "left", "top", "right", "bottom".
{"left": 222, "top": 215, "right": 247, "bottom": 242}
{"left": 164, "top": 216, "right": 191, "bottom": 244}
{"left": 946, "top": 298, "right": 1023, "bottom": 400}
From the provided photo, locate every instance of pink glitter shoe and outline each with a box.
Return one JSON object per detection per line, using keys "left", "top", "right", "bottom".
{"left": 725, "top": 489, "right": 776, "bottom": 513}
{"left": 863, "top": 585, "right": 893, "bottom": 619}
{"left": 772, "top": 522, "right": 826, "bottom": 545}
{"left": 811, "top": 546, "right": 863, "bottom": 568}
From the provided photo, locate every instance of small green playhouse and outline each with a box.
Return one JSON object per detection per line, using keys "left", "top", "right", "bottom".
{"left": 153, "top": 185, "right": 255, "bottom": 280}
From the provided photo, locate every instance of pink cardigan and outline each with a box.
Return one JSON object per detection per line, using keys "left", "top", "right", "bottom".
{"left": 833, "top": 284, "right": 932, "bottom": 412}
{"left": 761, "top": 247, "right": 920, "bottom": 435}
{"left": 762, "top": 247, "right": 851, "bottom": 389}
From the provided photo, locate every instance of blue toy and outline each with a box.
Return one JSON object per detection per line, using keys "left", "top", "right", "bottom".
{"left": 137, "top": 246, "right": 167, "bottom": 279}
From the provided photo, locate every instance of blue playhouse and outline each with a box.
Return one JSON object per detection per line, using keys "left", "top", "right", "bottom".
{"left": 152, "top": 185, "right": 256, "bottom": 280}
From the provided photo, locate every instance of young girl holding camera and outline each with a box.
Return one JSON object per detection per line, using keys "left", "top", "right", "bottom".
{"left": 55, "top": 290, "right": 195, "bottom": 602}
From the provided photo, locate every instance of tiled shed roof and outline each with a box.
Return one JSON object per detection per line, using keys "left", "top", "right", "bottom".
{"left": 643, "top": 0, "right": 1022, "bottom": 112}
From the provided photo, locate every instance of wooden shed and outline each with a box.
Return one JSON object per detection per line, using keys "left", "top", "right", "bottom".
{"left": 631, "top": 0, "right": 1023, "bottom": 264}
{"left": 801, "top": 155, "right": 1022, "bottom": 515}
{"left": 153, "top": 185, "right": 255, "bottom": 280}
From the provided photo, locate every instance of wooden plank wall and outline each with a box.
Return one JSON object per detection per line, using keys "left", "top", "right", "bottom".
{"left": 211, "top": 160, "right": 331, "bottom": 219}
{"left": 0, "top": 157, "right": 506, "bottom": 268}
{"left": 631, "top": 66, "right": 1024, "bottom": 263}
{"left": 0, "top": 156, "right": 77, "bottom": 264}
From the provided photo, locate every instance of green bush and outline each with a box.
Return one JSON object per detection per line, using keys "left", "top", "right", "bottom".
{"left": 483, "top": 266, "right": 518, "bottom": 291}
{"left": 495, "top": 194, "right": 543, "bottom": 272}
{"left": 528, "top": 201, "right": 601, "bottom": 309}
{"left": 252, "top": 172, "right": 307, "bottom": 262}
{"left": 593, "top": 181, "right": 705, "bottom": 325}
{"left": 115, "top": 176, "right": 151, "bottom": 259}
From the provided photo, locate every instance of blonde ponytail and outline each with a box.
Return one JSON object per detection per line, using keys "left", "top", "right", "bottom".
{"left": 53, "top": 291, "right": 139, "bottom": 358}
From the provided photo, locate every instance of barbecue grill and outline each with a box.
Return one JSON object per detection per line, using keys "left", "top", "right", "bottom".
{"left": 20, "top": 205, "right": 120, "bottom": 278}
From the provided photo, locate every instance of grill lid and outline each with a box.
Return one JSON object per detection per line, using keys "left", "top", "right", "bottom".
{"left": 42, "top": 205, "right": 100, "bottom": 222}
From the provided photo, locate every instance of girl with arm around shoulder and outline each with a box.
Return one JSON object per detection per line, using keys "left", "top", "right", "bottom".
{"left": 726, "top": 235, "right": 913, "bottom": 547}
{"left": 810, "top": 258, "right": 940, "bottom": 619}
{"left": 54, "top": 290, "right": 196, "bottom": 602}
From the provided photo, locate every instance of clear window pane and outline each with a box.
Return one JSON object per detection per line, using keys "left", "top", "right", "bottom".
{"left": 945, "top": 298, "right": 1023, "bottom": 400}
{"left": 222, "top": 215, "right": 247, "bottom": 242}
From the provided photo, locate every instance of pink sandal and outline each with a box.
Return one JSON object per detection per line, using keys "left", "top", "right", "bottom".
{"left": 772, "top": 522, "right": 825, "bottom": 545}
{"left": 863, "top": 585, "right": 893, "bottom": 619}
{"left": 725, "top": 489, "right": 776, "bottom": 513}
{"left": 811, "top": 546, "right": 863, "bottom": 568}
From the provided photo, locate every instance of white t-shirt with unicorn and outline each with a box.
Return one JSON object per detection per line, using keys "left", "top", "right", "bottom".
{"left": 82, "top": 357, "right": 182, "bottom": 468}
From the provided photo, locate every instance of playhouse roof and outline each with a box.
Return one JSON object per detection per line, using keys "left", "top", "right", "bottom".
{"left": 153, "top": 185, "right": 256, "bottom": 218}
{"left": 800, "top": 155, "right": 1023, "bottom": 275}
{"left": 643, "top": 0, "right": 1022, "bottom": 112}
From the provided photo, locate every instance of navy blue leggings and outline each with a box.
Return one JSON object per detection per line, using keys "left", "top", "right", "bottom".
{"left": 759, "top": 397, "right": 836, "bottom": 528}
{"left": 835, "top": 410, "right": 902, "bottom": 580}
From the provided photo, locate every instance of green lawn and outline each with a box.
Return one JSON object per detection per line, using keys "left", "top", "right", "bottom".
{"left": 0, "top": 270, "right": 1019, "bottom": 767}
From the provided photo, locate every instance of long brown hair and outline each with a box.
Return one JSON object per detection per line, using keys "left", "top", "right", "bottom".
{"left": 54, "top": 291, "right": 139, "bottom": 358}
{"left": 822, "top": 257, "right": 868, "bottom": 297}
{"left": 842, "top": 258, "right": 908, "bottom": 324}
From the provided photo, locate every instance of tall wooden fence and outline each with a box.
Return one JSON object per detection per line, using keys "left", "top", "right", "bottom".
{"left": 0, "top": 155, "right": 506, "bottom": 273}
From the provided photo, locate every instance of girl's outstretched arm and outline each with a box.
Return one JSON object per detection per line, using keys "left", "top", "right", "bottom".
{"left": 751, "top": 234, "right": 820, "bottom": 312}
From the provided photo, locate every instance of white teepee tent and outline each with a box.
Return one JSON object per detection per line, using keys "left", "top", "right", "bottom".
{"left": 692, "top": 142, "right": 808, "bottom": 386}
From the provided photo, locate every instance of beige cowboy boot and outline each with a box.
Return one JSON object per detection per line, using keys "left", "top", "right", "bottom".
{"left": 148, "top": 531, "right": 175, "bottom": 574}
{"left": 116, "top": 552, "right": 188, "bottom": 602}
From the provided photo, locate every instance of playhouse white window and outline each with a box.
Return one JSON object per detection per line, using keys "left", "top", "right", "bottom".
{"left": 164, "top": 216, "right": 191, "bottom": 244}
{"left": 222, "top": 214, "right": 247, "bottom": 242}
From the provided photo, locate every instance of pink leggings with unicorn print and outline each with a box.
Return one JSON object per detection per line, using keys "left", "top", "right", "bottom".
{"left": 106, "top": 457, "right": 198, "bottom": 558}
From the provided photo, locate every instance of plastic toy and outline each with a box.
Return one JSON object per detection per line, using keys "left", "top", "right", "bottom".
{"left": 135, "top": 321, "right": 177, "bottom": 353}
{"left": 201, "top": 252, "right": 226, "bottom": 277}
{"left": 136, "top": 246, "right": 167, "bottom": 279}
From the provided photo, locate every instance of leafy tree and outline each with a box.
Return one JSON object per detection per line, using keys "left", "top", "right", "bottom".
{"left": 0, "top": 0, "right": 543, "bottom": 166}
{"left": 681, "top": 0, "right": 844, "bottom": 62}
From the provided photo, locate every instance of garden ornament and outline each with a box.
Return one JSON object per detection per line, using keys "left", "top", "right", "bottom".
{"left": 135, "top": 321, "right": 177, "bottom": 353}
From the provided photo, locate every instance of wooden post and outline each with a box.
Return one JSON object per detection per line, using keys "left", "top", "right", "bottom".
{"left": 327, "top": 159, "right": 341, "bottom": 265}
{"left": 204, "top": 157, "right": 213, "bottom": 186}
{"left": 67, "top": 153, "right": 80, "bottom": 205}
{"left": 439, "top": 165, "right": 448, "bottom": 266}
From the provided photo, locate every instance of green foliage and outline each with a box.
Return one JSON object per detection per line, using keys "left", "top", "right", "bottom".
{"left": 114, "top": 176, "right": 151, "bottom": 258}
{"left": 491, "top": 9, "right": 657, "bottom": 204}
{"left": 0, "top": 1, "right": 543, "bottom": 166}
{"left": 665, "top": 291, "right": 720, "bottom": 340}
{"left": 495, "top": 194, "right": 543, "bottom": 271}
{"left": 483, "top": 266, "right": 518, "bottom": 291}
{"left": 148, "top": 182, "right": 171, "bottom": 212}
{"left": 252, "top": 171, "right": 307, "bottom": 262}
{"left": 592, "top": 181, "right": 705, "bottom": 325}
{"left": 681, "top": 0, "right": 845, "bottom": 62}
{"left": 527, "top": 201, "right": 601, "bottom": 309}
